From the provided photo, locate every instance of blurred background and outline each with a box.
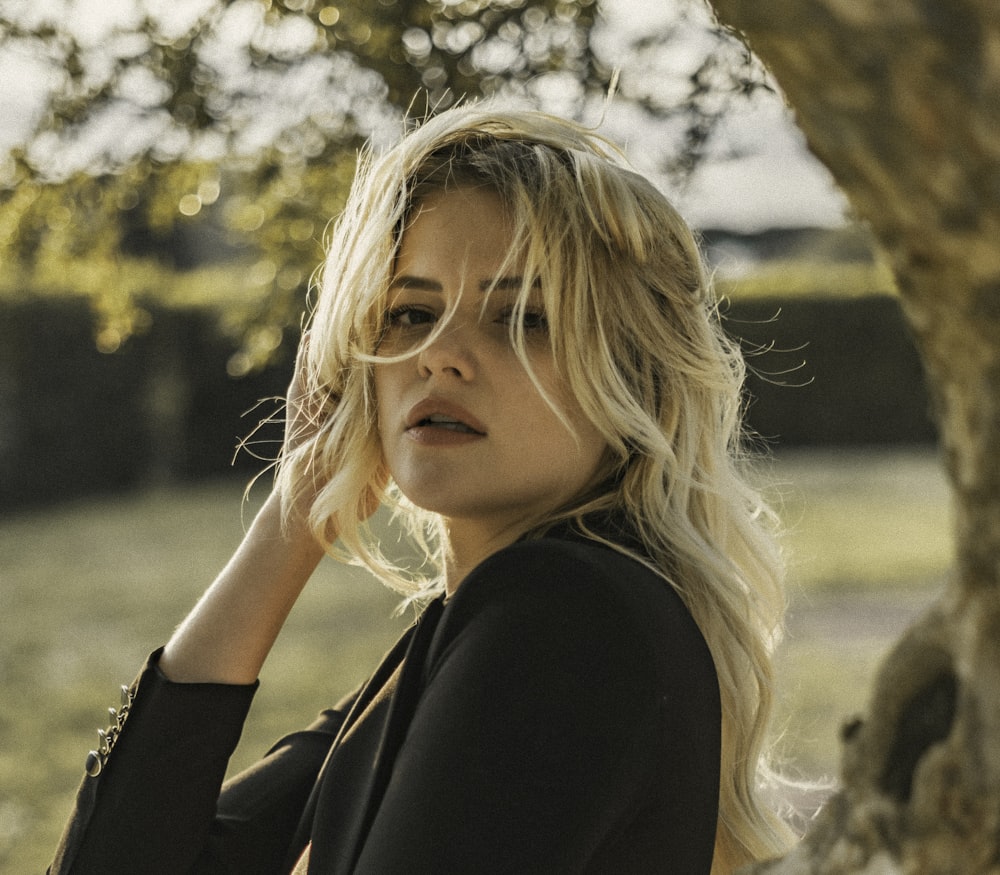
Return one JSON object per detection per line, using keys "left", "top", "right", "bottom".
{"left": 0, "top": 0, "right": 950, "bottom": 869}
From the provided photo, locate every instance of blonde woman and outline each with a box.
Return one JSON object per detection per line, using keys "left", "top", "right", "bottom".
{"left": 52, "top": 105, "right": 794, "bottom": 874}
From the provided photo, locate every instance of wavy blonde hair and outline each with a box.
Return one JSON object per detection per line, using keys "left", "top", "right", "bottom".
{"left": 276, "top": 104, "right": 795, "bottom": 873}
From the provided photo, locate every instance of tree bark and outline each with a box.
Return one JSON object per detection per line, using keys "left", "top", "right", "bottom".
{"left": 704, "top": 2, "right": 1000, "bottom": 871}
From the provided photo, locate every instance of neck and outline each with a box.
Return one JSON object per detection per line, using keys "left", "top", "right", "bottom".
{"left": 442, "top": 516, "right": 535, "bottom": 597}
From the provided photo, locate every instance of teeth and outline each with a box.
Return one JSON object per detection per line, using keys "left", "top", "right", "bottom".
{"left": 421, "top": 415, "right": 476, "bottom": 433}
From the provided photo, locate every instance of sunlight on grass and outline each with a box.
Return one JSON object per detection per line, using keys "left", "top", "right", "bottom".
{"left": 768, "top": 447, "right": 953, "bottom": 591}
{"left": 771, "top": 586, "right": 940, "bottom": 783}
{"left": 0, "top": 480, "right": 408, "bottom": 872}
{"left": 0, "top": 448, "right": 952, "bottom": 870}
{"left": 719, "top": 258, "right": 898, "bottom": 300}
{"left": 765, "top": 447, "right": 950, "bottom": 792}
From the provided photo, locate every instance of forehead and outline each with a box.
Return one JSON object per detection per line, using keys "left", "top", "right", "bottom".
{"left": 402, "top": 186, "right": 510, "bottom": 242}
{"left": 395, "top": 187, "right": 515, "bottom": 276}
{"left": 389, "top": 186, "right": 541, "bottom": 310}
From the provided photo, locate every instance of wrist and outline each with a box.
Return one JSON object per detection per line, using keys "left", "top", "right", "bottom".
{"left": 254, "top": 491, "right": 325, "bottom": 559}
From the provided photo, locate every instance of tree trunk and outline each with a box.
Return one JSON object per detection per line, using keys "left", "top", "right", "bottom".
{"left": 704, "top": 2, "right": 1000, "bottom": 871}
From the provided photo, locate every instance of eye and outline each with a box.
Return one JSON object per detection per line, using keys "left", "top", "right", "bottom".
{"left": 520, "top": 309, "right": 549, "bottom": 332}
{"left": 499, "top": 306, "right": 549, "bottom": 333}
{"left": 385, "top": 305, "right": 436, "bottom": 328}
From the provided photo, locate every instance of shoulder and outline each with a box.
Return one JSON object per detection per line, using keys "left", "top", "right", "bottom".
{"left": 449, "top": 535, "right": 705, "bottom": 643}
{"left": 418, "top": 533, "right": 720, "bottom": 799}
{"left": 455, "top": 534, "right": 661, "bottom": 606}
{"left": 434, "top": 534, "right": 717, "bottom": 701}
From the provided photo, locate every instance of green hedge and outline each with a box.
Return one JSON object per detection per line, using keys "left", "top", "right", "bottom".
{"left": 0, "top": 299, "right": 291, "bottom": 511}
{"left": 725, "top": 295, "right": 935, "bottom": 446}
{"left": 0, "top": 294, "right": 935, "bottom": 512}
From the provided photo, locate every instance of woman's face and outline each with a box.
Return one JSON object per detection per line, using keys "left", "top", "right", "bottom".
{"left": 374, "top": 186, "right": 607, "bottom": 545}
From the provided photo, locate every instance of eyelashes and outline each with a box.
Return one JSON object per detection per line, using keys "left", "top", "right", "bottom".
{"left": 384, "top": 304, "right": 435, "bottom": 328}
{"left": 383, "top": 304, "right": 549, "bottom": 333}
{"left": 516, "top": 309, "right": 549, "bottom": 332}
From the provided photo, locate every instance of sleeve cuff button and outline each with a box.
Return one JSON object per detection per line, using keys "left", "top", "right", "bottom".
{"left": 83, "top": 683, "right": 136, "bottom": 778}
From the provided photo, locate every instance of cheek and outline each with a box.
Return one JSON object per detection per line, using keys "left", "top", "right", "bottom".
{"left": 572, "top": 426, "right": 610, "bottom": 484}
{"left": 372, "top": 374, "right": 396, "bottom": 461}
{"left": 558, "top": 396, "right": 610, "bottom": 478}
{"left": 372, "top": 364, "right": 394, "bottom": 418}
{"left": 524, "top": 365, "right": 596, "bottom": 450}
{"left": 535, "top": 393, "right": 607, "bottom": 474}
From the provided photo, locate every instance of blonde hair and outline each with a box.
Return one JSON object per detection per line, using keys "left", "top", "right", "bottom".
{"left": 276, "top": 104, "right": 795, "bottom": 873}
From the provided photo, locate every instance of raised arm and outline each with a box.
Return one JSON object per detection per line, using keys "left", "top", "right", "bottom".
{"left": 157, "top": 489, "right": 325, "bottom": 684}
{"left": 159, "top": 339, "right": 331, "bottom": 684}
{"left": 50, "top": 339, "right": 369, "bottom": 874}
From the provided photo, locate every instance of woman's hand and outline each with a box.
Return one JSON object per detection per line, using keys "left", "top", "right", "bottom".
{"left": 283, "top": 332, "right": 337, "bottom": 455}
{"left": 157, "top": 337, "right": 332, "bottom": 685}
{"left": 278, "top": 334, "right": 338, "bottom": 528}
{"left": 158, "top": 333, "right": 383, "bottom": 685}
{"left": 281, "top": 333, "right": 384, "bottom": 529}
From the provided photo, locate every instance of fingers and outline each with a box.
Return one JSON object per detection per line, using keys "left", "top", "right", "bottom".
{"left": 284, "top": 333, "right": 335, "bottom": 452}
{"left": 283, "top": 333, "right": 383, "bottom": 525}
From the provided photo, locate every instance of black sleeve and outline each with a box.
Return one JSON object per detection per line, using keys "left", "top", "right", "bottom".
{"left": 50, "top": 651, "right": 349, "bottom": 875}
{"left": 199, "top": 708, "right": 348, "bottom": 874}
{"left": 351, "top": 540, "right": 720, "bottom": 874}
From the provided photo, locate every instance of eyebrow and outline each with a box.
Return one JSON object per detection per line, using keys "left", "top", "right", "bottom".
{"left": 389, "top": 275, "right": 443, "bottom": 292}
{"left": 388, "top": 275, "right": 539, "bottom": 293}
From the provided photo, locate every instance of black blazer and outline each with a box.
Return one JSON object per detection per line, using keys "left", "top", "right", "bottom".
{"left": 51, "top": 528, "right": 721, "bottom": 874}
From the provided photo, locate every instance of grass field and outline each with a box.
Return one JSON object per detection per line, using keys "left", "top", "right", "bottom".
{"left": 0, "top": 448, "right": 951, "bottom": 872}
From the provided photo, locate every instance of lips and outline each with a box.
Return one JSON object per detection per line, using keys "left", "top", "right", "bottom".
{"left": 405, "top": 398, "right": 487, "bottom": 435}
{"left": 420, "top": 414, "right": 480, "bottom": 434}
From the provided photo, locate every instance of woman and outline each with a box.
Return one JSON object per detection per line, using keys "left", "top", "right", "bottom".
{"left": 51, "top": 105, "right": 794, "bottom": 873}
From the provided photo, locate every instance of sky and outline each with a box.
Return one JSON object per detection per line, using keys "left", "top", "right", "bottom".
{"left": 591, "top": 0, "right": 847, "bottom": 230}
{"left": 605, "top": 94, "right": 848, "bottom": 231}
{"left": 0, "top": 0, "right": 848, "bottom": 232}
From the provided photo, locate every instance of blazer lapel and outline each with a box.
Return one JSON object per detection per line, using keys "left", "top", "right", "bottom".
{"left": 280, "top": 622, "right": 414, "bottom": 874}
{"left": 300, "top": 597, "right": 445, "bottom": 874}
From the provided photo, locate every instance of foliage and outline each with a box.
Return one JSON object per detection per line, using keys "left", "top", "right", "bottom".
{"left": 0, "top": 0, "right": 770, "bottom": 357}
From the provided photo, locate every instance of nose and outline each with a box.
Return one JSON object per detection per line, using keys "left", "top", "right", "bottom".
{"left": 417, "top": 321, "right": 477, "bottom": 381}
